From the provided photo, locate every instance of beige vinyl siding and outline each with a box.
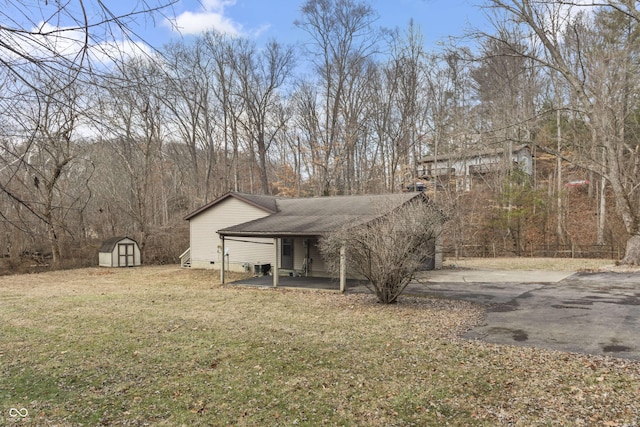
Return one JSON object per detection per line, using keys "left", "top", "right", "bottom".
{"left": 189, "top": 197, "right": 274, "bottom": 271}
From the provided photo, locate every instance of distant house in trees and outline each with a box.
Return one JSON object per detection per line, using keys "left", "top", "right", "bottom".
{"left": 414, "top": 144, "right": 533, "bottom": 192}
{"left": 98, "top": 236, "right": 141, "bottom": 267}
{"left": 182, "top": 191, "right": 443, "bottom": 287}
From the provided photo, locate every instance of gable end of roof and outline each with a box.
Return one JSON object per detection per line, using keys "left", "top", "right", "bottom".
{"left": 184, "top": 192, "right": 280, "bottom": 220}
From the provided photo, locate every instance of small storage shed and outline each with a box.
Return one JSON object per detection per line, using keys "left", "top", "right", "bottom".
{"left": 98, "top": 236, "right": 141, "bottom": 267}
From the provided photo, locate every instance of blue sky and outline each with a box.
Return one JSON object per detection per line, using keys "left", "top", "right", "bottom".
{"left": 152, "top": 0, "right": 485, "bottom": 49}
{"left": 0, "top": 0, "right": 486, "bottom": 71}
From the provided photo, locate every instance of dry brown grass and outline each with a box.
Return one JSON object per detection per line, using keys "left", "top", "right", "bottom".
{"left": 1, "top": 265, "right": 638, "bottom": 426}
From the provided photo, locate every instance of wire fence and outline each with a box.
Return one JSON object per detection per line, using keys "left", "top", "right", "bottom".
{"left": 444, "top": 243, "right": 624, "bottom": 260}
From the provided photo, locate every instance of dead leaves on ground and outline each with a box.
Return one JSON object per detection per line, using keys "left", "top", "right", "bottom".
{"left": 1, "top": 268, "right": 639, "bottom": 426}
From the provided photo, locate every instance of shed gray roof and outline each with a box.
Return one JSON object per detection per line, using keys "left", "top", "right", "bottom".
{"left": 219, "top": 192, "right": 431, "bottom": 237}
{"left": 184, "top": 192, "right": 280, "bottom": 220}
{"left": 99, "top": 236, "right": 137, "bottom": 253}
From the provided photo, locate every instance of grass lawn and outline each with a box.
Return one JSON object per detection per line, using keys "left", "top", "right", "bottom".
{"left": 1, "top": 265, "right": 639, "bottom": 426}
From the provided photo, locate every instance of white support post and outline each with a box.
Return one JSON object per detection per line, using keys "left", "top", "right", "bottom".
{"left": 220, "top": 236, "right": 225, "bottom": 284}
{"left": 273, "top": 238, "right": 279, "bottom": 287}
{"left": 339, "top": 245, "right": 346, "bottom": 293}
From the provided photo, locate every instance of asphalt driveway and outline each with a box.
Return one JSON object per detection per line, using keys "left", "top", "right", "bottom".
{"left": 419, "top": 269, "right": 640, "bottom": 360}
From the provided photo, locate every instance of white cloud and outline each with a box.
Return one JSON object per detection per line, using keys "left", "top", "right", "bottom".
{"left": 170, "top": 11, "right": 243, "bottom": 35}
{"left": 91, "top": 39, "right": 153, "bottom": 65}
{"left": 546, "top": 1, "right": 598, "bottom": 39}
{"left": 0, "top": 21, "right": 154, "bottom": 71}
{"left": 0, "top": 22, "right": 88, "bottom": 64}
{"left": 166, "top": 0, "right": 244, "bottom": 36}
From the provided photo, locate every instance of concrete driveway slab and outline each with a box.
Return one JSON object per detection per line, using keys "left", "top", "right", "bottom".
{"left": 418, "top": 271, "right": 640, "bottom": 360}
{"left": 419, "top": 268, "right": 575, "bottom": 283}
{"left": 233, "top": 268, "right": 639, "bottom": 360}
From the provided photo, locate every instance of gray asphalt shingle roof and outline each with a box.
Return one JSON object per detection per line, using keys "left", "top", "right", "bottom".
{"left": 219, "top": 192, "right": 429, "bottom": 237}
{"left": 99, "top": 236, "right": 136, "bottom": 253}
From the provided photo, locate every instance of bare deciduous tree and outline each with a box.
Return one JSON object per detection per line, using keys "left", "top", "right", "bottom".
{"left": 487, "top": 0, "right": 640, "bottom": 264}
{"left": 96, "top": 57, "right": 167, "bottom": 261}
{"left": 162, "top": 39, "right": 218, "bottom": 204}
{"left": 295, "top": 0, "right": 380, "bottom": 195}
{"left": 319, "top": 195, "right": 443, "bottom": 304}
{"left": 385, "top": 20, "right": 430, "bottom": 191}
{"left": 232, "top": 39, "right": 295, "bottom": 195}
{"left": 202, "top": 31, "right": 244, "bottom": 195}
{"left": 0, "top": 1, "right": 176, "bottom": 98}
{"left": 0, "top": 1, "right": 176, "bottom": 268}
{"left": 0, "top": 71, "right": 95, "bottom": 268}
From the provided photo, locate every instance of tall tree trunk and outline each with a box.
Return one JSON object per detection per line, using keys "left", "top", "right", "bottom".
{"left": 556, "top": 106, "right": 565, "bottom": 245}
{"left": 257, "top": 133, "right": 270, "bottom": 195}
{"left": 622, "top": 234, "right": 640, "bottom": 265}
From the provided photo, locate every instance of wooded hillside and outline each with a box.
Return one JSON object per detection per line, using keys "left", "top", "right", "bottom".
{"left": 1, "top": 0, "right": 639, "bottom": 272}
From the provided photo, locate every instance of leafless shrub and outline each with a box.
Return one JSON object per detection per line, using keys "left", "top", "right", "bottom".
{"left": 320, "top": 198, "right": 444, "bottom": 304}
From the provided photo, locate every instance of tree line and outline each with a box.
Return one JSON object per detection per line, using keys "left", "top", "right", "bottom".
{"left": 1, "top": 0, "right": 640, "bottom": 269}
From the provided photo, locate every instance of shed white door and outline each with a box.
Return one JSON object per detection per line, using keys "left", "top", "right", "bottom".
{"left": 118, "top": 243, "right": 135, "bottom": 267}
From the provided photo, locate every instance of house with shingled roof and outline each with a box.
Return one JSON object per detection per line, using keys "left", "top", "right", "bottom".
{"left": 182, "top": 191, "right": 443, "bottom": 287}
